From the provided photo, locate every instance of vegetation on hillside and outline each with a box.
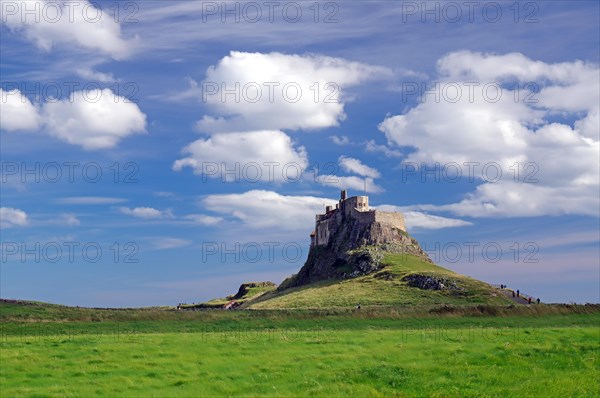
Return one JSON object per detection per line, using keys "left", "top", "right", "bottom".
{"left": 245, "top": 253, "right": 513, "bottom": 309}
{"left": 178, "top": 282, "right": 277, "bottom": 309}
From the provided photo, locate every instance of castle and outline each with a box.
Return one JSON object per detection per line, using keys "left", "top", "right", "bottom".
{"left": 310, "top": 190, "right": 406, "bottom": 247}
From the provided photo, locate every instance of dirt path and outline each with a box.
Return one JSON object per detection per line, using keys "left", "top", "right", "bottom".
{"left": 500, "top": 289, "right": 531, "bottom": 304}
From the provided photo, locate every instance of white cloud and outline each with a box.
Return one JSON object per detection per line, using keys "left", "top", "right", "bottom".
{"left": 202, "top": 190, "right": 468, "bottom": 237}
{"left": 0, "top": 89, "right": 41, "bottom": 131}
{"left": 377, "top": 205, "right": 472, "bottom": 230}
{"left": 0, "top": 209, "right": 80, "bottom": 228}
{"left": 379, "top": 51, "right": 599, "bottom": 218}
{"left": 330, "top": 135, "right": 351, "bottom": 145}
{"left": 575, "top": 109, "right": 599, "bottom": 140}
{"left": 314, "top": 156, "right": 384, "bottom": 193}
{"left": 338, "top": 156, "right": 380, "bottom": 178}
{"left": 196, "top": 51, "right": 390, "bottom": 132}
{"left": 182, "top": 214, "right": 223, "bottom": 226}
{"left": 173, "top": 130, "right": 308, "bottom": 182}
{"left": 365, "top": 140, "right": 402, "bottom": 158}
{"left": 404, "top": 211, "right": 472, "bottom": 230}
{"left": 56, "top": 197, "right": 127, "bottom": 205}
{"left": 75, "top": 68, "right": 117, "bottom": 83}
{"left": 0, "top": 207, "right": 29, "bottom": 228}
{"left": 316, "top": 175, "right": 384, "bottom": 194}
{"left": 406, "top": 182, "right": 599, "bottom": 218}
{"left": 1, "top": 88, "right": 147, "bottom": 150}
{"left": 1, "top": 0, "right": 137, "bottom": 59}
{"left": 203, "top": 190, "right": 337, "bottom": 232}
{"left": 43, "top": 89, "right": 147, "bottom": 149}
{"left": 119, "top": 207, "right": 174, "bottom": 219}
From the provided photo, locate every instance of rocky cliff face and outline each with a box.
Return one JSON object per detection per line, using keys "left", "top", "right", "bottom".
{"left": 279, "top": 214, "right": 431, "bottom": 290}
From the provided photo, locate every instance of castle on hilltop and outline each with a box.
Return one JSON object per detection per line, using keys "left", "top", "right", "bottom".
{"left": 310, "top": 190, "right": 406, "bottom": 247}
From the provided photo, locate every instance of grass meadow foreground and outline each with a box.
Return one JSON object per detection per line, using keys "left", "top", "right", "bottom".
{"left": 0, "top": 302, "right": 599, "bottom": 397}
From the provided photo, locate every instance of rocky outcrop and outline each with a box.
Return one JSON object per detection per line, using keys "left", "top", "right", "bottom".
{"left": 279, "top": 215, "right": 431, "bottom": 290}
{"left": 402, "top": 274, "right": 461, "bottom": 291}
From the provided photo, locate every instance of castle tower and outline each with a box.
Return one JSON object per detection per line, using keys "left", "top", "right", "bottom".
{"left": 312, "top": 189, "right": 406, "bottom": 247}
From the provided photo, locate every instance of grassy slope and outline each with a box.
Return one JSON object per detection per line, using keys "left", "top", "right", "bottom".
{"left": 181, "top": 283, "right": 277, "bottom": 309}
{"left": 0, "top": 300, "right": 179, "bottom": 323}
{"left": 246, "top": 254, "right": 513, "bottom": 309}
{"left": 3, "top": 299, "right": 598, "bottom": 331}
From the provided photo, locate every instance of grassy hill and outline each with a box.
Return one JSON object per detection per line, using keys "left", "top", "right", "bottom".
{"left": 181, "top": 281, "right": 277, "bottom": 309}
{"left": 0, "top": 299, "right": 179, "bottom": 322}
{"left": 245, "top": 253, "right": 512, "bottom": 309}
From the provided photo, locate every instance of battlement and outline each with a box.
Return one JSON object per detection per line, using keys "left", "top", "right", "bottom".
{"left": 310, "top": 190, "right": 406, "bottom": 247}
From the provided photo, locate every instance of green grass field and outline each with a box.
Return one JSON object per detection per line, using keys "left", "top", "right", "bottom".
{"left": 1, "top": 301, "right": 599, "bottom": 397}
{"left": 1, "top": 254, "right": 597, "bottom": 397}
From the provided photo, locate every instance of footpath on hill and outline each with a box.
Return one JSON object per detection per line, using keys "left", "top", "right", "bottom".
{"left": 500, "top": 289, "right": 533, "bottom": 304}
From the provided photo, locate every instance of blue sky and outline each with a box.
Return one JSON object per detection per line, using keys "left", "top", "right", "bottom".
{"left": 1, "top": 1, "right": 598, "bottom": 306}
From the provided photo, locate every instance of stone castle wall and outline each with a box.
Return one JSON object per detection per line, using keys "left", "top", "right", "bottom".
{"left": 344, "top": 196, "right": 369, "bottom": 216}
{"left": 347, "top": 208, "right": 406, "bottom": 231}
{"left": 373, "top": 211, "right": 406, "bottom": 231}
{"left": 315, "top": 218, "right": 332, "bottom": 246}
{"left": 350, "top": 208, "right": 376, "bottom": 224}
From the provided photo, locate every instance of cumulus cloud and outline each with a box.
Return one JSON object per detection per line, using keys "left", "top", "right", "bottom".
{"left": 377, "top": 205, "right": 472, "bottom": 229}
{"left": 202, "top": 190, "right": 470, "bottom": 236}
{"left": 0, "top": 89, "right": 42, "bottom": 131}
{"left": 0, "top": 207, "right": 29, "bottom": 228}
{"left": 1, "top": 88, "right": 147, "bottom": 150}
{"left": 173, "top": 130, "right": 308, "bottom": 182}
{"left": 43, "top": 89, "right": 147, "bottom": 149}
{"left": 405, "top": 182, "right": 599, "bottom": 218}
{"left": 379, "top": 51, "right": 599, "bottom": 218}
{"left": 203, "top": 190, "right": 338, "bottom": 232}
{"left": 119, "top": 207, "right": 174, "bottom": 219}
{"left": 338, "top": 156, "right": 380, "bottom": 178}
{"left": 196, "top": 51, "right": 390, "bottom": 132}
{"left": 1, "top": 0, "right": 137, "bottom": 59}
